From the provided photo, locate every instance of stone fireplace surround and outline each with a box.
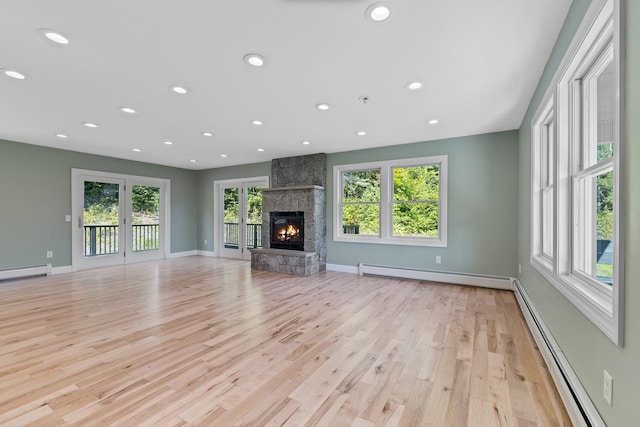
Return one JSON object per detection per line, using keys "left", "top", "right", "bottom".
{"left": 250, "top": 153, "right": 326, "bottom": 276}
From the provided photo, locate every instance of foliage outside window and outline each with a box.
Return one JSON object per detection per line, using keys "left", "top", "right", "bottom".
{"left": 83, "top": 181, "right": 120, "bottom": 225}
{"left": 341, "top": 170, "right": 381, "bottom": 235}
{"left": 223, "top": 187, "right": 263, "bottom": 225}
{"left": 334, "top": 156, "right": 447, "bottom": 247}
{"left": 392, "top": 166, "right": 440, "bottom": 237}
{"left": 530, "top": 0, "right": 622, "bottom": 345}
{"left": 83, "top": 182, "right": 160, "bottom": 225}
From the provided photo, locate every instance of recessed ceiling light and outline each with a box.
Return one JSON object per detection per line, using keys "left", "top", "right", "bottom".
{"left": 3, "top": 69, "right": 26, "bottom": 80}
{"left": 190, "top": 159, "right": 197, "bottom": 163}
{"left": 38, "top": 29, "right": 70, "bottom": 45}
{"left": 170, "top": 85, "right": 189, "bottom": 94}
{"left": 315, "top": 103, "right": 330, "bottom": 111}
{"left": 366, "top": 3, "right": 391, "bottom": 22}
{"left": 119, "top": 107, "right": 137, "bottom": 114}
{"left": 252, "top": 120, "right": 263, "bottom": 126}
{"left": 243, "top": 54, "right": 265, "bottom": 67}
{"left": 301, "top": 140, "right": 311, "bottom": 145}
{"left": 220, "top": 154, "right": 228, "bottom": 158}
{"left": 201, "top": 131, "right": 213, "bottom": 137}
{"left": 428, "top": 119, "right": 439, "bottom": 125}
{"left": 132, "top": 148, "right": 142, "bottom": 152}
{"left": 407, "top": 81, "right": 423, "bottom": 90}
{"left": 357, "top": 131, "right": 367, "bottom": 136}
{"left": 55, "top": 133, "right": 68, "bottom": 139}
{"left": 257, "top": 148, "right": 265, "bottom": 152}
{"left": 82, "top": 122, "right": 99, "bottom": 128}
{"left": 163, "top": 141, "right": 173, "bottom": 145}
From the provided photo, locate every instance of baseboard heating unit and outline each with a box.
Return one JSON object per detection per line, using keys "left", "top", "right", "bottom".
{"left": 357, "top": 263, "right": 512, "bottom": 290}
{"left": 0, "top": 264, "right": 51, "bottom": 281}
{"left": 513, "top": 279, "right": 605, "bottom": 427}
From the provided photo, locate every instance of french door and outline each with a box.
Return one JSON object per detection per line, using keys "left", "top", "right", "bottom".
{"left": 216, "top": 177, "right": 268, "bottom": 260}
{"left": 72, "top": 169, "right": 169, "bottom": 270}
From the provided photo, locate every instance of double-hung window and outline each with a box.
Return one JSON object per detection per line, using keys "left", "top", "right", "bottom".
{"left": 334, "top": 156, "right": 447, "bottom": 247}
{"left": 533, "top": 100, "right": 556, "bottom": 265}
{"left": 530, "top": 0, "right": 623, "bottom": 344}
{"left": 572, "top": 40, "right": 615, "bottom": 288}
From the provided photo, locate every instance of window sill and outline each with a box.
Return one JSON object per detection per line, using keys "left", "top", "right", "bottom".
{"left": 530, "top": 256, "right": 617, "bottom": 344}
{"left": 334, "top": 234, "right": 447, "bottom": 248}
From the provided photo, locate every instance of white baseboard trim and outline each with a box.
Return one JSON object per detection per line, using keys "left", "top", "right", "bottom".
{"left": 326, "top": 263, "right": 359, "bottom": 274}
{"left": 352, "top": 263, "right": 512, "bottom": 290}
{"left": 168, "top": 250, "right": 199, "bottom": 259}
{"left": 51, "top": 265, "right": 72, "bottom": 275}
{"left": 0, "top": 264, "right": 51, "bottom": 280}
{"left": 196, "top": 250, "right": 217, "bottom": 257}
{"left": 513, "top": 279, "right": 605, "bottom": 427}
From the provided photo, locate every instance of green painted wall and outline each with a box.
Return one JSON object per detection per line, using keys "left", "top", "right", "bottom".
{"left": 327, "top": 131, "right": 519, "bottom": 277}
{"left": 0, "top": 139, "right": 198, "bottom": 270}
{"left": 4, "top": 4, "right": 636, "bottom": 421}
{"left": 197, "top": 161, "right": 271, "bottom": 252}
{"left": 517, "top": 0, "right": 639, "bottom": 424}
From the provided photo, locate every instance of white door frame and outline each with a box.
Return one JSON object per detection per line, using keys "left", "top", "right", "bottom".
{"left": 214, "top": 176, "right": 269, "bottom": 260}
{"left": 71, "top": 169, "right": 171, "bottom": 271}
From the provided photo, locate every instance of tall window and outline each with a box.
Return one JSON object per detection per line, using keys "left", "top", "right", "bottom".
{"left": 335, "top": 156, "right": 447, "bottom": 247}
{"left": 572, "top": 43, "right": 615, "bottom": 287}
{"left": 541, "top": 106, "right": 555, "bottom": 261}
{"left": 532, "top": 97, "right": 556, "bottom": 270}
{"left": 530, "top": 0, "right": 622, "bottom": 344}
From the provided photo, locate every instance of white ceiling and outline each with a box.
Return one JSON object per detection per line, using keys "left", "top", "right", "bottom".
{"left": 0, "top": 0, "right": 572, "bottom": 170}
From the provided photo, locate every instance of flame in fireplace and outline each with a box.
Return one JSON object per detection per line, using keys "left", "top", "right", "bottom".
{"left": 276, "top": 224, "right": 300, "bottom": 241}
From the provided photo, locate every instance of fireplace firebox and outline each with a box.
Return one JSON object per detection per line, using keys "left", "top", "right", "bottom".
{"left": 270, "top": 211, "right": 304, "bottom": 251}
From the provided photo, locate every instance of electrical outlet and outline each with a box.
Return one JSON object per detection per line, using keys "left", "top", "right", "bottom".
{"left": 603, "top": 370, "right": 613, "bottom": 406}
{"left": 46, "top": 251, "right": 53, "bottom": 259}
{"left": 65, "top": 214, "right": 71, "bottom": 222}
{"left": 435, "top": 256, "right": 441, "bottom": 264}
{"left": 204, "top": 239, "right": 208, "bottom": 245}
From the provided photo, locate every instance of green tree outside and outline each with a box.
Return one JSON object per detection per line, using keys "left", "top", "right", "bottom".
{"left": 341, "top": 166, "right": 441, "bottom": 237}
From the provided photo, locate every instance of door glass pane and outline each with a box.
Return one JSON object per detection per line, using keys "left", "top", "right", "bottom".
{"left": 83, "top": 181, "right": 119, "bottom": 257}
{"left": 132, "top": 185, "right": 160, "bottom": 252}
{"left": 596, "top": 170, "right": 614, "bottom": 285}
{"left": 224, "top": 188, "right": 240, "bottom": 249}
{"left": 245, "top": 186, "right": 263, "bottom": 249}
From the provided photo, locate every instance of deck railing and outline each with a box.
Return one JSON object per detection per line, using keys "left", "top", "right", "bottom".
{"left": 224, "top": 222, "right": 262, "bottom": 249}
{"left": 85, "top": 223, "right": 260, "bottom": 256}
{"left": 83, "top": 224, "right": 159, "bottom": 256}
{"left": 132, "top": 224, "right": 160, "bottom": 252}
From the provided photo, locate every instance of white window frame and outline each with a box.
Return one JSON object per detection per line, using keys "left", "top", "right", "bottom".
{"left": 532, "top": 97, "right": 556, "bottom": 272}
{"left": 530, "top": 0, "right": 624, "bottom": 345}
{"left": 334, "top": 156, "right": 448, "bottom": 247}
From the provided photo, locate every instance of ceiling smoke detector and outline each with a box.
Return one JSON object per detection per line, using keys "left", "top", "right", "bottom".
{"left": 359, "top": 95, "right": 372, "bottom": 105}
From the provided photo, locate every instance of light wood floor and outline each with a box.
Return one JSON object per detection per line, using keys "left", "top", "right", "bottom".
{"left": 0, "top": 257, "right": 571, "bottom": 426}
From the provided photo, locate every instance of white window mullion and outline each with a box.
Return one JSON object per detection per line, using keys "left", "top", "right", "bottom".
{"left": 380, "top": 165, "right": 391, "bottom": 239}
